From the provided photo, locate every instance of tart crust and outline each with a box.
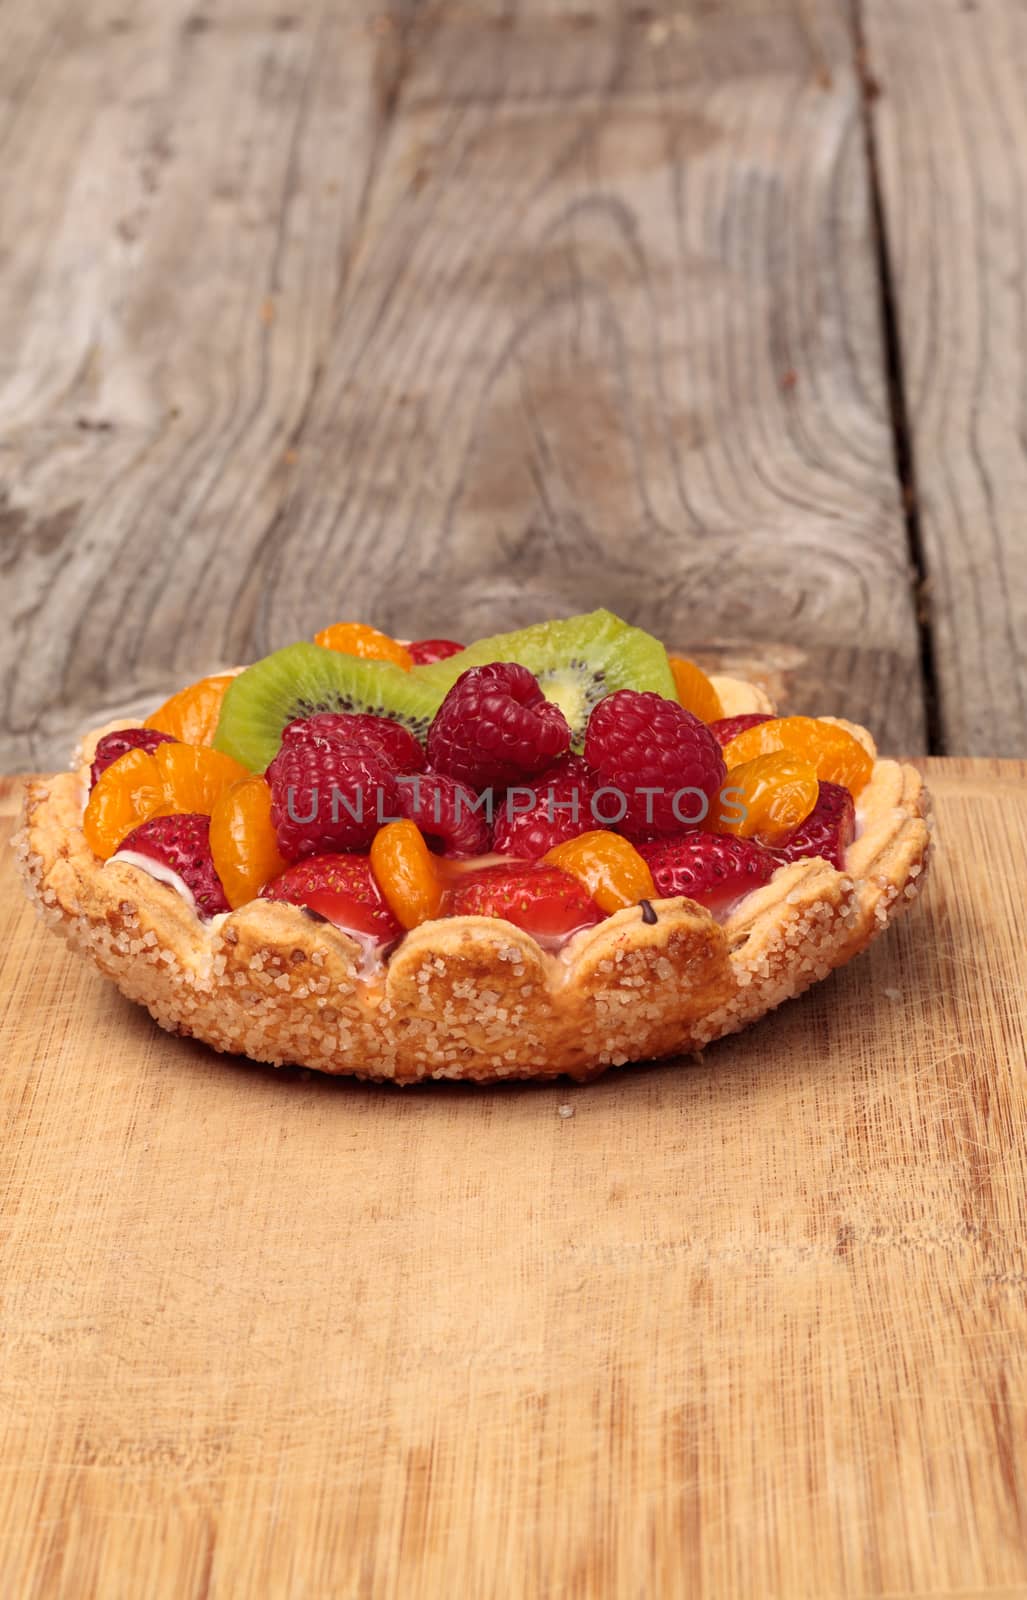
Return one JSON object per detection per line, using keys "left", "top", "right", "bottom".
{"left": 12, "top": 680, "right": 931, "bottom": 1083}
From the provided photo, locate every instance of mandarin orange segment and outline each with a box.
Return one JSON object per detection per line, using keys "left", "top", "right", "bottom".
{"left": 155, "top": 742, "right": 251, "bottom": 816}
{"left": 144, "top": 673, "right": 235, "bottom": 746}
{"left": 668, "top": 656, "right": 724, "bottom": 724}
{"left": 83, "top": 747, "right": 166, "bottom": 860}
{"left": 722, "top": 715, "right": 873, "bottom": 796}
{"left": 313, "top": 622, "right": 413, "bottom": 671}
{"left": 715, "top": 751, "right": 819, "bottom": 843}
{"left": 543, "top": 829, "right": 655, "bottom": 914}
{"left": 209, "top": 776, "right": 287, "bottom": 910}
{"left": 370, "top": 820, "right": 445, "bottom": 930}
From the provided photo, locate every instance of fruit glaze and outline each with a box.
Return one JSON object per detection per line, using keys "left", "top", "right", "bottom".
{"left": 15, "top": 611, "right": 932, "bottom": 1083}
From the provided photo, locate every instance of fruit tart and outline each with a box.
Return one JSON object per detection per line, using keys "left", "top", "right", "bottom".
{"left": 14, "top": 611, "right": 931, "bottom": 1083}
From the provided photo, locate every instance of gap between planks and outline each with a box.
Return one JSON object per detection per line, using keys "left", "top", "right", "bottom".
{"left": 849, "top": 0, "right": 945, "bottom": 756}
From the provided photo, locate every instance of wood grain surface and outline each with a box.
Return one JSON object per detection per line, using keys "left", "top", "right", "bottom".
{"left": 265, "top": 0, "right": 924, "bottom": 752}
{"left": 0, "top": 0, "right": 935, "bottom": 774}
{"left": 2, "top": 759, "right": 1026, "bottom": 1598}
{"left": 0, "top": 0, "right": 408, "bottom": 768}
{"left": 863, "top": 0, "right": 1027, "bottom": 757}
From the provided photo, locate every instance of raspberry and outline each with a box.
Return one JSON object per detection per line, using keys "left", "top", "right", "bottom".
{"left": 115, "top": 814, "right": 230, "bottom": 919}
{"left": 90, "top": 727, "right": 177, "bottom": 789}
{"left": 395, "top": 771, "right": 489, "bottom": 858}
{"left": 281, "top": 712, "right": 425, "bottom": 774}
{"left": 407, "top": 638, "right": 464, "bottom": 665}
{"left": 772, "top": 780, "right": 855, "bottom": 870}
{"left": 637, "top": 833, "right": 779, "bottom": 915}
{"left": 449, "top": 862, "right": 603, "bottom": 945}
{"left": 265, "top": 738, "right": 399, "bottom": 860}
{"left": 260, "top": 854, "right": 402, "bottom": 945}
{"left": 583, "top": 690, "right": 726, "bottom": 841}
{"left": 426, "top": 663, "right": 571, "bottom": 791}
{"left": 492, "top": 755, "right": 598, "bottom": 860}
{"left": 708, "top": 713, "right": 772, "bottom": 748}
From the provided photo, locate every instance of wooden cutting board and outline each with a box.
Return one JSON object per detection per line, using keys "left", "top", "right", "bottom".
{"left": 1, "top": 759, "right": 1025, "bottom": 1599}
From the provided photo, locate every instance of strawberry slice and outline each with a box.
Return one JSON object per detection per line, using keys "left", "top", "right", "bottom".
{"left": 407, "top": 638, "right": 464, "bottom": 666}
{"left": 772, "top": 780, "right": 855, "bottom": 870}
{"left": 115, "top": 814, "right": 230, "bottom": 919}
{"left": 708, "top": 713, "right": 772, "bottom": 748}
{"left": 637, "top": 833, "right": 779, "bottom": 915}
{"left": 449, "top": 862, "right": 603, "bottom": 945}
{"left": 259, "top": 854, "right": 403, "bottom": 945}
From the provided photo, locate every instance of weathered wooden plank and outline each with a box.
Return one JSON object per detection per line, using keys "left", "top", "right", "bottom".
{"left": 863, "top": 0, "right": 1027, "bottom": 756}
{"left": 1, "top": 759, "right": 1026, "bottom": 1597}
{"left": 1, "top": 0, "right": 928, "bottom": 771}
{"left": 0, "top": 0, "right": 407, "bottom": 771}
{"left": 260, "top": 0, "right": 927, "bottom": 752}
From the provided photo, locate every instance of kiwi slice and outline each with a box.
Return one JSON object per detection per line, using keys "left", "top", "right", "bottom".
{"left": 213, "top": 642, "right": 441, "bottom": 772}
{"left": 413, "top": 609, "right": 676, "bottom": 747}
